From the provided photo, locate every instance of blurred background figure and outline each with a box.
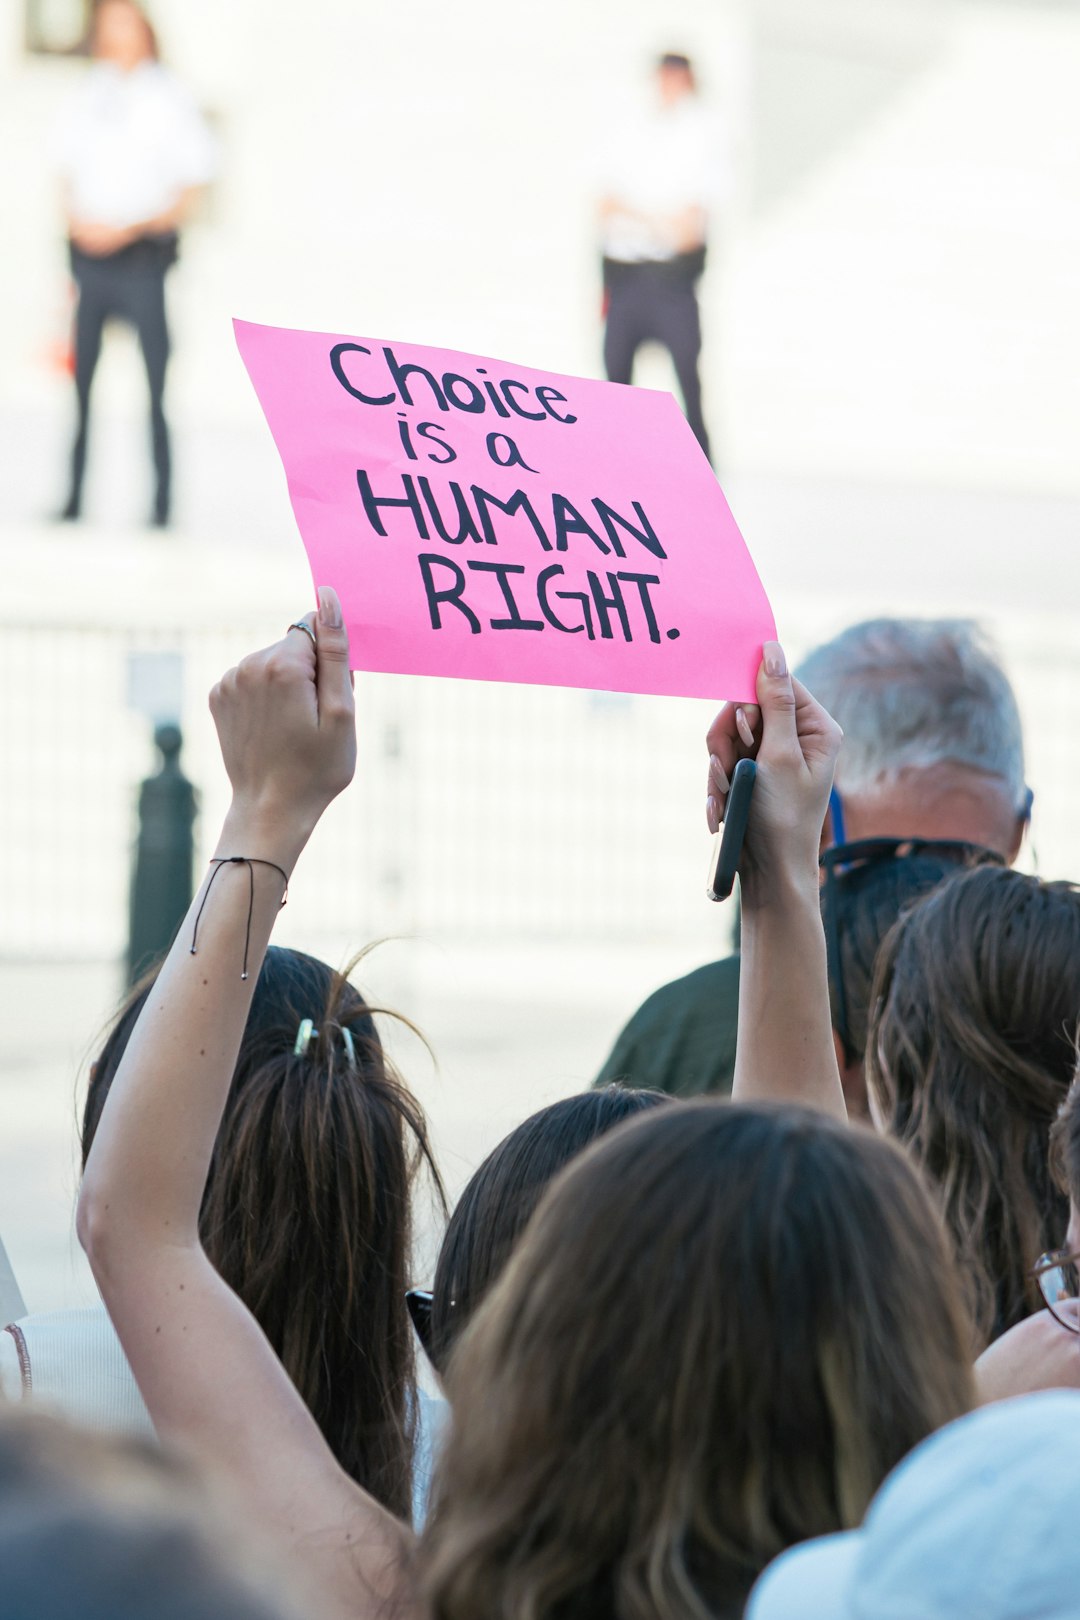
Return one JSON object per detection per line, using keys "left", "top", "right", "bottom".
{"left": 598, "top": 51, "right": 728, "bottom": 463}
{"left": 54, "top": 0, "right": 215, "bottom": 527}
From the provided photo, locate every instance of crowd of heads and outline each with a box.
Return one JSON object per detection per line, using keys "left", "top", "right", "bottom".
{"left": 5, "top": 610, "right": 1080, "bottom": 1620}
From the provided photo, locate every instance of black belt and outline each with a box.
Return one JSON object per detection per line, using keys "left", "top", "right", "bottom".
{"left": 602, "top": 246, "right": 707, "bottom": 290}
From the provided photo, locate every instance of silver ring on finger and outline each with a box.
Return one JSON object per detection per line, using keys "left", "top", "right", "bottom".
{"left": 287, "top": 621, "right": 317, "bottom": 648}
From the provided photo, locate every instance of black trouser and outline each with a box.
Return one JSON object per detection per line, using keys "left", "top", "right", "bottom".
{"left": 67, "top": 236, "right": 176, "bottom": 520}
{"left": 603, "top": 253, "right": 711, "bottom": 463}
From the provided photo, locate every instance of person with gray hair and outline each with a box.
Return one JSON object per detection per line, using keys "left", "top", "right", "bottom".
{"left": 594, "top": 616, "right": 1031, "bottom": 1103}
{"left": 800, "top": 618, "right": 1029, "bottom": 860}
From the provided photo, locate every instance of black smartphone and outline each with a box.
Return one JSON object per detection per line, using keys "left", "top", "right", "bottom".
{"left": 706, "top": 758, "right": 757, "bottom": 901}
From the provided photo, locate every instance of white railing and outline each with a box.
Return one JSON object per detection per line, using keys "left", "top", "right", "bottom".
{"left": 2, "top": 597, "right": 1078, "bottom": 970}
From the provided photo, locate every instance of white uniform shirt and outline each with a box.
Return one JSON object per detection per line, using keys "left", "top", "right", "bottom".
{"left": 55, "top": 61, "right": 217, "bottom": 228}
{"left": 600, "top": 95, "right": 731, "bottom": 264}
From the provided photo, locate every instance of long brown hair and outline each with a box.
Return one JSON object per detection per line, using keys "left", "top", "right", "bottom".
{"left": 82, "top": 945, "right": 446, "bottom": 1521}
{"left": 420, "top": 1103, "right": 973, "bottom": 1620}
{"left": 867, "top": 867, "right": 1080, "bottom": 1347}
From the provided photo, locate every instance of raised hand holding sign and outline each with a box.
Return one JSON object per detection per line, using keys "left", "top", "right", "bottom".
{"left": 235, "top": 320, "right": 775, "bottom": 701}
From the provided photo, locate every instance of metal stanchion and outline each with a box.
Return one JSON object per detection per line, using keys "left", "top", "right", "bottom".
{"left": 126, "top": 722, "right": 197, "bottom": 986}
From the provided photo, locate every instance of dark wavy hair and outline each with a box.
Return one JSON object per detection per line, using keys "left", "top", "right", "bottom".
{"left": 82, "top": 945, "right": 446, "bottom": 1520}
{"left": 868, "top": 867, "right": 1080, "bottom": 1347}
{"left": 821, "top": 844, "right": 992, "bottom": 1066}
{"left": 429, "top": 1086, "right": 671, "bottom": 1371}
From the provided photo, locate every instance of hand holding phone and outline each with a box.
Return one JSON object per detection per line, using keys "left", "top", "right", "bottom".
{"left": 706, "top": 757, "right": 756, "bottom": 901}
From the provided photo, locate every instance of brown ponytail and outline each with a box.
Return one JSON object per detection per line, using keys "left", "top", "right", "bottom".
{"left": 83, "top": 945, "right": 445, "bottom": 1520}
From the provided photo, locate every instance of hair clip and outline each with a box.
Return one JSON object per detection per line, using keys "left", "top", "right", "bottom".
{"left": 294, "top": 1019, "right": 357, "bottom": 1065}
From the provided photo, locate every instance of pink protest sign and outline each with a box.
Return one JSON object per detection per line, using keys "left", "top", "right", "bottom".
{"left": 234, "top": 319, "right": 774, "bottom": 700}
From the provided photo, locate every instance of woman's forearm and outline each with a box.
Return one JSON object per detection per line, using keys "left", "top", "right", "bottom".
{"left": 77, "top": 806, "right": 310, "bottom": 1268}
{"left": 72, "top": 609, "right": 401, "bottom": 1613}
{"left": 707, "top": 650, "right": 846, "bottom": 1122}
{"left": 733, "top": 863, "right": 847, "bottom": 1122}
{"left": 78, "top": 597, "right": 356, "bottom": 1272}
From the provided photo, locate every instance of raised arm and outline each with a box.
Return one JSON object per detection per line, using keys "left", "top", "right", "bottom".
{"left": 706, "top": 641, "right": 846, "bottom": 1121}
{"left": 78, "top": 593, "right": 416, "bottom": 1620}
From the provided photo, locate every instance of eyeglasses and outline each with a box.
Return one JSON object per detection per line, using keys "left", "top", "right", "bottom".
{"left": 819, "top": 836, "right": 1004, "bottom": 1066}
{"left": 406, "top": 1288, "right": 435, "bottom": 1357}
{"left": 1032, "top": 1251, "right": 1080, "bottom": 1333}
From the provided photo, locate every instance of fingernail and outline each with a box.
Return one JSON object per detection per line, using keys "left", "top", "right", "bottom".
{"left": 709, "top": 754, "right": 730, "bottom": 795}
{"left": 706, "top": 795, "right": 719, "bottom": 835}
{"left": 317, "top": 586, "right": 342, "bottom": 629}
{"left": 763, "top": 640, "right": 787, "bottom": 678}
{"left": 736, "top": 707, "right": 754, "bottom": 748}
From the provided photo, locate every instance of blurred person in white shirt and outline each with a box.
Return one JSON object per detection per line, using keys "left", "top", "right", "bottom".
{"left": 54, "top": 0, "right": 216, "bottom": 527}
{"left": 598, "top": 53, "right": 730, "bottom": 464}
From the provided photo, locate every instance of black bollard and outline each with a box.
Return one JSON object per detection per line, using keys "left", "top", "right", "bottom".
{"left": 126, "top": 723, "right": 197, "bottom": 986}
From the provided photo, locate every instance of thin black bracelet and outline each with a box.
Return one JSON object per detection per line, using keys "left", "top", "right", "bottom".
{"left": 189, "top": 857, "right": 290, "bottom": 981}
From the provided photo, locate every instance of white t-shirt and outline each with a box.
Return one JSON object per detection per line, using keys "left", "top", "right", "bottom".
{"left": 0, "top": 1306, "right": 155, "bottom": 1439}
{"left": 599, "top": 95, "right": 731, "bottom": 263}
{"left": 55, "top": 61, "right": 217, "bottom": 228}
